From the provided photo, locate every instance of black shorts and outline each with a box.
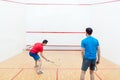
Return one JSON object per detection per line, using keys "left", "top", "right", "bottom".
{"left": 81, "top": 58, "right": 96, "bottom": 71}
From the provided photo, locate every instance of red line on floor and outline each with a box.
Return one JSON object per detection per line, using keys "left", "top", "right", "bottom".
{"left": 56, "top": 68, "right": 58, "bottom": 80}
{"left": 95, "top": 72, "right": 102, "bottom": 80}
{"left": 11, "top": 68, "right": 23, "bottom": 80}
{"left": 0, "top": 68, "right": 32, "bottom": 69}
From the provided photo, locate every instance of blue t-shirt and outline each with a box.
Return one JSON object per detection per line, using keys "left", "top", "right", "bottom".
{"left": 81, "top": 36, "right": 99, "bottom": 59}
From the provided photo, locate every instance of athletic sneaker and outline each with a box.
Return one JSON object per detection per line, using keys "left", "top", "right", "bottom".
{"left": 37, "top": 70, "right": 43, "bottom": 74}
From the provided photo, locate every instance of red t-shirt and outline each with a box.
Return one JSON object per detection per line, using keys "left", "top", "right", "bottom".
{"left": 30, "top": 43, "right": 43, "bottom": 54}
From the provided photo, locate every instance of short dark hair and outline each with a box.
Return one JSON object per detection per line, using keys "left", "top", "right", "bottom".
{"left": 42, "top": 39, "right": 48, "bottom": 44}
{"left": 86, "top": 27, "right": 93, "bottom": 35}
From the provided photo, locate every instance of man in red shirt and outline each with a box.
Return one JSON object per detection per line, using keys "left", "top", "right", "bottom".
{"left": 29, "top": 39, "right": 50, "bottom": 74}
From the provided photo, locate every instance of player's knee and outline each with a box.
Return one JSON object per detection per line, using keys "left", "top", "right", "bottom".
{"left": 90, "top": 70, "right": 94, "bottom": 74}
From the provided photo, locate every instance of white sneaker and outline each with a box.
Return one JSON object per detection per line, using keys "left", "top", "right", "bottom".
{"left": 37, "top": 70, "right": 43, "bottom": 74}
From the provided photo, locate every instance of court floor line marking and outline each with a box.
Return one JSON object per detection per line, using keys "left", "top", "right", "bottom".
{"left": 10, "top": 68, "right": 23, "bottom": 80}
{"left": 1, "top": 67, "right": 119, "bottom": 80}
{"left": 95, "top": 72, "right": 102, "bottom": 80}
{"left": 56, "top": 68, "right": 58, "bottom": 80}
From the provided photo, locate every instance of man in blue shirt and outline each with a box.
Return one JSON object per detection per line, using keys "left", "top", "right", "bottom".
{"left": 80, "top": 27, "right": 101, "bottom": 80}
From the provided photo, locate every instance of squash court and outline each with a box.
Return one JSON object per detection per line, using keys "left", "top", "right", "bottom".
{"left": 0, "top": 0, "right": 120, "bottom": 80}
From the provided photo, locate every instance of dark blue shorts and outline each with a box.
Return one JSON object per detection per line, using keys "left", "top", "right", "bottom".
{"left": 29, "top": 52, "right": 40, "bottom": 61}
{"left": 81, "top": 58, "right": 96, "bottom": 71}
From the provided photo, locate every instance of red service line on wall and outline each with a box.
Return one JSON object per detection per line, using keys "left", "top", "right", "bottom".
{"left": 2, "top": 0, "right": 120, "bottom": 6}
{"left": 26, "top": 31, "right": 85, "bottom": 34}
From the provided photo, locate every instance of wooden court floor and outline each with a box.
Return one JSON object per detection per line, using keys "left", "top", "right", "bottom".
{"left": 0, "top": 51, "right": 120, "bottom": 80}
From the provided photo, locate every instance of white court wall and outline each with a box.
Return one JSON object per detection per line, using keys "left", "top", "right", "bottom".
{"left": 25, "top": 5, "right": 91, "bottom": 45}
{"left": 91, "top": 2, "right": 120, "bottom": 65}
{"left": 0, "top": 1, "right": 26, "bottom": 62}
